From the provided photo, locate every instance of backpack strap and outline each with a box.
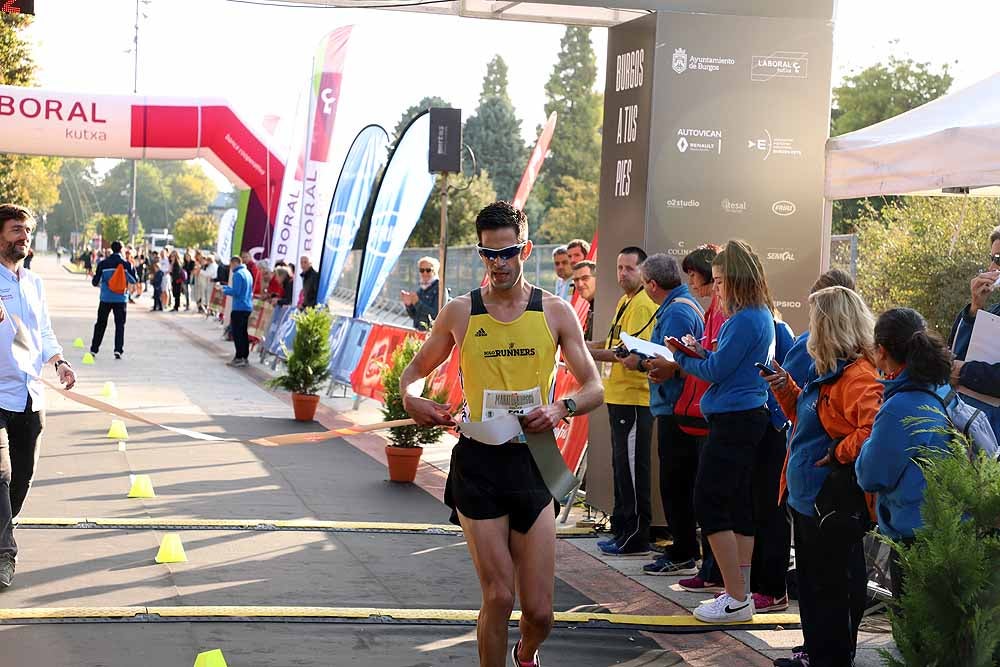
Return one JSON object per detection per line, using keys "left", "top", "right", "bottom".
{"left": 895, "top": 386, "right": 954, "bottom": 425}
{"left": 670, "top": 297, "right": 704, "bottom": 322}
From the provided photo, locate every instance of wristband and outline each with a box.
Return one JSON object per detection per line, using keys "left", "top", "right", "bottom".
{"left": 54, "top": 359, "right": 71, "bottom": 371}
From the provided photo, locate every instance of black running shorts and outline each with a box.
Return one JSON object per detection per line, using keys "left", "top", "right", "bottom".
{"left": 445, "top": 436, "right": 558, "bottom": 534}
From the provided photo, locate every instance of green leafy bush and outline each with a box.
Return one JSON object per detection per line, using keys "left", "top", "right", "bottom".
{"left": 266, "top": 308, "right": 331, "bottom": 396}
{"left": 379, "top": 335, "right": 447, "bottom": 448}
{"left": 880, "top": 420, "right": 1000, "bottom": 667}
{"left": 856, "top": 196, "right": 999, "bottom": 335}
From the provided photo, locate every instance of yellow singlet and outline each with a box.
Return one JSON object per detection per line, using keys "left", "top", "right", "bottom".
{"left": 459, "top": 287, "right": 558, "bottom": 422}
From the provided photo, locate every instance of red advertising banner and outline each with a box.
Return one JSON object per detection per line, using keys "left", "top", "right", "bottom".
{"left": 512, "top": 111, "right": 557, "bottom": 211}
{"left": 349, "top": 324, "right": 424, "bottom": 403}
{"left": 552, "top": 364, "right": 588, "bottom": 474}
{"left": 427, "top": 346, "right": 464, "bottom": 411}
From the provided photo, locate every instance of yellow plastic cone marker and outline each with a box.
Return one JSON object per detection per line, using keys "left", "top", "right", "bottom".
{"left": 101, "top": 381, "right": 117, "bottom": 398}
{"left": 117, "top": 441, "right": 127, "bottom": 452}
{"left": 82, "top": 352, "right": 95, "bottom": 365}
{"left": 106, "top": 419, "right": 128, "bottom": 440}
{"left": 72, "top": 337, "right": 85, "bottom": 349}
{"left": 193, "top": 649, "right": 228, "bottom": 667}
{"left": 155, "top": 533, "right": 187, "bottom": 563}
{"left": 128, "top": 474, "right": 155, "bottom": 498}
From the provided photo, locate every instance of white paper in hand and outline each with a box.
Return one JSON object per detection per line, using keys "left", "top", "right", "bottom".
{"left": 620, "top": 332, "right": 674, "bottom": 362}
{"left": 456, "top": 414, "right": 524, "bottom": 445}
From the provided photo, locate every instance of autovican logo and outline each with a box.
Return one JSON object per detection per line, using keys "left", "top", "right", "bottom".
{"left": 772, "top": 200, "right": 796, "bottom": 216}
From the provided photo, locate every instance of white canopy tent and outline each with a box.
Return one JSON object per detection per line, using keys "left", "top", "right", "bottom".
{"left": 825, "top": 72, "right": 1000, "bottom": 200}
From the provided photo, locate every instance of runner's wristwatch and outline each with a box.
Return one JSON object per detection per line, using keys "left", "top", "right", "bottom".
{"left": 562, "top": 398, "right": 577, "bottom": 418}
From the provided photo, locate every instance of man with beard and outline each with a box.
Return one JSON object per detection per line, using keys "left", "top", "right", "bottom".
{"left": 400, "top": 202, "right": 603, "bottom": 667}
{"left": 589, "top": 247, "right": 657, "bottom": 558}
{"left": 0, "top": 204, "right": 77, "bottom": 588}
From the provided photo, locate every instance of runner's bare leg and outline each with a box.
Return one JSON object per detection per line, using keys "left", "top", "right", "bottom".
{"left": 459, "top": 511, "right": 516, "bottom": 667}
{"left": 510, "top": 505, "right": 555, "bottom": 662}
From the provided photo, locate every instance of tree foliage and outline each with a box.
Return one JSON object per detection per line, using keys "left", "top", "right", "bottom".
{"left": 46, "top": 160, "right": 102, "bottom": 246}
{"left": 173, "top": 212, "right": 218, "bottom": 250}
{"left": 832, "top": 56, "right": 953, "bottom": 233}
{"left": 86, "top": 213, "right": 141, "bottom": 248}
{"left": 542, "top": 27, "right": 602, "bottom": 193}
{"left": 379, "top": 335, "right": 446, "bottom": 448}
{"left": 94, "top": 160, "right": 217, "bottom": 233}
{"left": 855, "top": 196, "right": 999, "bottom": 335}
{"left": 409, "top": 171, "right": 497, "bottom": 248}
{"left": 463, "top": 56, "right": 526, "bottom": 201}
{"left": 535, "top": 176, "right": 598, "bottom": 244}
{"left": 392, "top": 95, "right": 451, "bottom": 147}
{"left": 267, "top": 307, "right": 332, "bottom": 396}
{"left": 0, "top": 14, "right": 62, "bottom": 212}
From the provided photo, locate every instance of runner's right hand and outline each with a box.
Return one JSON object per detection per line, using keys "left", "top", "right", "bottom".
{"left": 403, "top": 395, "right": 455, "bottom": 427}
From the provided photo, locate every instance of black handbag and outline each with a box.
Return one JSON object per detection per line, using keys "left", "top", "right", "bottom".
{"left": 814, "top": 441, "right": 872, "bottom": 543}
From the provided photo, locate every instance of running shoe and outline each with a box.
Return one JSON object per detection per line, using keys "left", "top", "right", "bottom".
{"left": 678, "top": 574, "right": 724, "bottom": 594}
{"left": 0, "top": 554, "right": 14, "bottom": 588}
{"left": 642, "top": 557, "right": 698, "bottom": 576}
{"left": 598, "top": 541, "right": 650, "bottom": 558}
{"left": 752, "top": 593, "right": 789, "bottom": 613}
{"left": 693, "top": 592, "right": 754, "bottom": 623}
{"left": 511, "top": 640, "right": 540, "bottom": 667}
{"left": 773, "top": 646, "right": 809, "bottom": 666}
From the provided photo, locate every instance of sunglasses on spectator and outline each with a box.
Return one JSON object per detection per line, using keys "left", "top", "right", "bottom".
{"left": 419, "top": 267, "right": 434, "bottom": 273}
{"left": 477, "top": 243, "right": 526, "bottom": 262}
{"left": 989, "top": 253, "right": 1000, "bottom": 265}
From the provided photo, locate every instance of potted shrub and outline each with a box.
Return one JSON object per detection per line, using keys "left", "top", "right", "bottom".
{"left": 267, "top": 307, "right": 332, "bottom": 421}
{"left": 379, "top": 335, "right": 447, "bottom": 482}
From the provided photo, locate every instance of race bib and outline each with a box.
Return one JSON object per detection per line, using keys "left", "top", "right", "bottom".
{"left": 482, "top": 387, "right": 543, "bottom": 421}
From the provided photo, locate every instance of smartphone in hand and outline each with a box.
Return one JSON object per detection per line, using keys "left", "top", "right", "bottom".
{"left": 665, "top": 336, "right": 705, "bottom": 359}
{"left": 754, "top": 362, "right": 777, "bottom": 375}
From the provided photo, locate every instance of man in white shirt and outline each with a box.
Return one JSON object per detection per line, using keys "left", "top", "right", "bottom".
{"left": 552, "top": 246, "right": 573, "bottom": 301}
{"left": 0, "top": 204, "right": 77, "bottom": 588}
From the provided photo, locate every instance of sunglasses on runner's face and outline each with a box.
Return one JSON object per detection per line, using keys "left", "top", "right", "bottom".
{"left": 989, "top": 253, "right": 1000, "bottom": 266}
{"left": 477, "top": 243, "right": 526, "bottom": 262}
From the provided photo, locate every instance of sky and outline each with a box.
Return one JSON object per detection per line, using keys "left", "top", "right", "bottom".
{"left": 22, "top": 0, "right": 1000, "bottom": 190}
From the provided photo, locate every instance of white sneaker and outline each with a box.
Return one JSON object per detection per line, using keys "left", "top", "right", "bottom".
{"left": 693, "top": 592, "right": 754, "bottom": 623}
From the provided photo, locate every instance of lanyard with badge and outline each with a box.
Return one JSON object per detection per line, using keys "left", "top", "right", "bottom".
{"left": 601, "top": 296, "right": 656, "bottom": 379}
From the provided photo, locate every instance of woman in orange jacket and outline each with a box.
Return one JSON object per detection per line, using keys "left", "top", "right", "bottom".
{"left": 764, "top": 286, "right": 883, "bottom": 667}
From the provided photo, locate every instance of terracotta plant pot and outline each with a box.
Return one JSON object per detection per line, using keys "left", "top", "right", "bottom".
{"left": 385, "top": 445, "right": 424, "bottom": 483}
{"left": 291, "top": 393, "right": 320, "bottom": 422}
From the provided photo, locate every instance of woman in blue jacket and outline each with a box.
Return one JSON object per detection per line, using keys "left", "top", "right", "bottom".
{"left": 856, "top": 307, "right": 953, "bottom": 598}
{"left": 668, "top": 240, "right": 775, "bottom": 623}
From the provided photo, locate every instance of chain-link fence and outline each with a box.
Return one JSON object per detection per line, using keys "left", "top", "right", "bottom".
{"left": 830, "top": 233, "right": 858, "bottom": 278}
{"left": 328, "top": 237, "right": 858, "bottom": 324}
{"left": 328, "top": 244, "right": 566, "bottom": 324}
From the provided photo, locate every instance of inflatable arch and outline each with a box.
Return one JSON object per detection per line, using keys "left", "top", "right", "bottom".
{"left": 0, "top": 84, "right": 285, "bottom": 254}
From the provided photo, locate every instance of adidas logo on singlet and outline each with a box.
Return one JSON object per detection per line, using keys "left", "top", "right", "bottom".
{"left": 474, "top": 327, "right": 488, "bottom": 337}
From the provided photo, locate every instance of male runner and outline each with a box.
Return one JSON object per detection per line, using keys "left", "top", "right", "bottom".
{"left": 400, "top": 201, "right": 603, "bottom": 667}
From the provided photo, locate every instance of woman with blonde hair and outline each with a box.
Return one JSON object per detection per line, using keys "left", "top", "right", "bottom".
{"left": 667, "top": 239, "right": 775, "bottom": 622}
{"left": 765, "top": 286, "right": 882, "bottom": 667}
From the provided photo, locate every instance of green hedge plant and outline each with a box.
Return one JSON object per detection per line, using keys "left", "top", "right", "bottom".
{"left": 880, "top": 416, "right": 1000, "bottom": 667}
{"left": 266, "top": 307, "right": 332, "bottom": 396}
{"left": 380, "top": 335, "right": 448, "bottom": 449}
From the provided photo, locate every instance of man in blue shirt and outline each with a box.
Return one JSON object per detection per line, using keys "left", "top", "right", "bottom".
{"left": 89, "top": 240, "right": 137, "bottom": 360}
{"left": 223, "top": 256, "right": 254, "bottom": 368}
{"left": 0, "top": 204, "right": 77, "bottom": 588}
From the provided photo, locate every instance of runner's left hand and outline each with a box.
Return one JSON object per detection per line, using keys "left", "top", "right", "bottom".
{"left": 58, "top": 364, "right": 76, "bottom": 390}
{"left": 521, "top": 403, "right": 568, "bottom": 433}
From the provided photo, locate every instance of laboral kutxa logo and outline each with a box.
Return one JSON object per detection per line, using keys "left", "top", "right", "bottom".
{"left": 676, "top": 128, "right": 723, "bottom": 154}
{"left": 751, "top": 52, "right": 809, "bottom": 82}
{"left": 672, "top": 48, "right": 736, "bottom": 74}
{"left": 772, "top": 200, "right": 797, "bottom": 216}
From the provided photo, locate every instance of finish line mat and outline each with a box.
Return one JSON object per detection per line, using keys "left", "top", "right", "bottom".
{"left": 0, "top": 605, "right": 800, "bottom": 632}
{"left": 16, "top": 517, "right": 595, "bottom": 536}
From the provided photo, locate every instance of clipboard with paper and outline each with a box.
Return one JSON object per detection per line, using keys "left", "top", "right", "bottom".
{"left": 619, "top": 332, "right": 674, "bottom": 362}
{"left": 959, "top": 310, "right": 1000, "bottom": 407}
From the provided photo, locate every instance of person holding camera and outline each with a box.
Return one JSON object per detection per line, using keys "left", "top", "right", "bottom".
{"left": 588, "top": 247, "right": 657, "bottom": 557}
{"left": 764, "top": 286, "right": 882, "bottom": 667}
